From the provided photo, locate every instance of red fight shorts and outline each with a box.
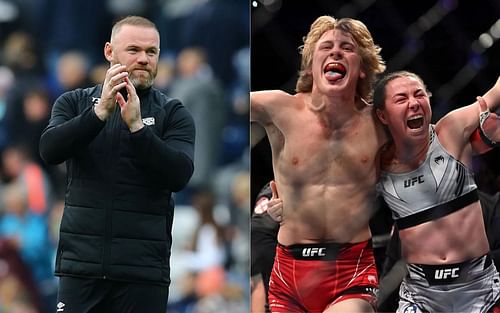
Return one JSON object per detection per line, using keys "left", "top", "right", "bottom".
{"left": 268, "top": 240, "right": 378, "bottom": 313}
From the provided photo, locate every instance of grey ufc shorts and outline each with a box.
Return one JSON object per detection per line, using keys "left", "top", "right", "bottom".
{"left": 397, "top": 254, "right": 500, "bottom": 313}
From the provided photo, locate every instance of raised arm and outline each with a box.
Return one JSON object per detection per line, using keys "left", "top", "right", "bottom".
{"left": 250, "top": 89, "right": 292, "bottom": 124}
{"left": 470, "top": 96, "right": 500, "bottom": 154}
{"left": 436, "top": 76, "right": 500, "bottom": 149}
{"left": 39, "top": 90, "right": 106, "bottom": 164}
{"left": 130, "top": 100, "right": 195, "bottom": 192}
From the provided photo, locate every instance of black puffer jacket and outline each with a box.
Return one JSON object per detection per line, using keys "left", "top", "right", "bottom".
{"left": 39, "top": 85, "right": 195, "bottom": 286}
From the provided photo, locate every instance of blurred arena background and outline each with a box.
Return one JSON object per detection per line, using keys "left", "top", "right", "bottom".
{"left": 0, "top": 1, "right": 249, "bottom": 312}
{"left": 250, "top": 1, "right": 500, "bottom": 311}
{"left": 251, "top": 0, "right": 500, "bottom": 207}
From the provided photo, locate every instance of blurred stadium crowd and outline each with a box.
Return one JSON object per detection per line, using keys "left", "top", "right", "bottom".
{"left": 0, "top": 0, "right": 249, "bottom": 312}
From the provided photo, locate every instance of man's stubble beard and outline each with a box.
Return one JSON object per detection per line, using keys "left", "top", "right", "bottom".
{"left": 111, "top": 59, "right": 157, "bottom": 90}
{"left": 129, "top": 67, "right": 157, "bottom": 90}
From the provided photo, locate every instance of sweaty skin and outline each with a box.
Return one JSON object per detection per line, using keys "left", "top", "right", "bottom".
{"left": 378, "top": 76, "right": 500, "bottom": 264}
{"left": 253, "top": 92, "right": 385, "bottom": 245}
{"left": 251, "top": 29, "right": 387, "bottom": 246}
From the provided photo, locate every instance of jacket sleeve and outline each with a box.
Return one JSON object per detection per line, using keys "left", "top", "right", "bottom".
{"left": 39, "top": 90, "right": 106, "bottom": 165}
{"left": 130, "top": 100, "right": 195, "bottom": 192}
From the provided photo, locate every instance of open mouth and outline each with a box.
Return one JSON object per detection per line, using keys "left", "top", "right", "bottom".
{"left": 407, "top": 115, "right": 424, "bottom": 130}
{"left": 324, "top": 62, "right": 346, "bottom": 81}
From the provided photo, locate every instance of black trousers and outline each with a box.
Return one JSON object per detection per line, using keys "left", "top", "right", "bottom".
{"left": 56, "top": 276, "right": 169, "bottom": 313}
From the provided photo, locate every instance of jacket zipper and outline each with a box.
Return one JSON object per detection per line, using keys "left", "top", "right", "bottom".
{"left": 102, "top": 105, "right": 120, "bottom": 278}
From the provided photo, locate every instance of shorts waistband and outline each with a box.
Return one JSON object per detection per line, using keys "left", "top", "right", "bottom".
{"left": 278, "top": 240, "right": 372, "bottom": 261}
{"left": 407, "top": 253, "right": 492, "bottom": 286}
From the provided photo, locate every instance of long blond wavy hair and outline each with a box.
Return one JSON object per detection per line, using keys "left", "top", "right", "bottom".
{"left": 296, "top": 16, "right": 386, "bottom": 103}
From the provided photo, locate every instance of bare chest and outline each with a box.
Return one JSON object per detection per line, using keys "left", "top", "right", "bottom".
{"left": 275, "top": 115, "right": 380, "bottom": 184}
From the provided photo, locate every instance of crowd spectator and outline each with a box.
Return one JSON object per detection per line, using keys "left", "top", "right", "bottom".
{"left": 0, "top": 1, "right": 249, "bottom": 312}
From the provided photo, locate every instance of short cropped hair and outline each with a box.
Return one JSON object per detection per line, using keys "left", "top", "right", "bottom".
{"left": 110, "top": 16, "right": 158, "bottom": 41}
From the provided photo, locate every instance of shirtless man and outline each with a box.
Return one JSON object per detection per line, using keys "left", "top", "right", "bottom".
{"left": 250, "top": 16, "right": 386, "bottom": 312}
